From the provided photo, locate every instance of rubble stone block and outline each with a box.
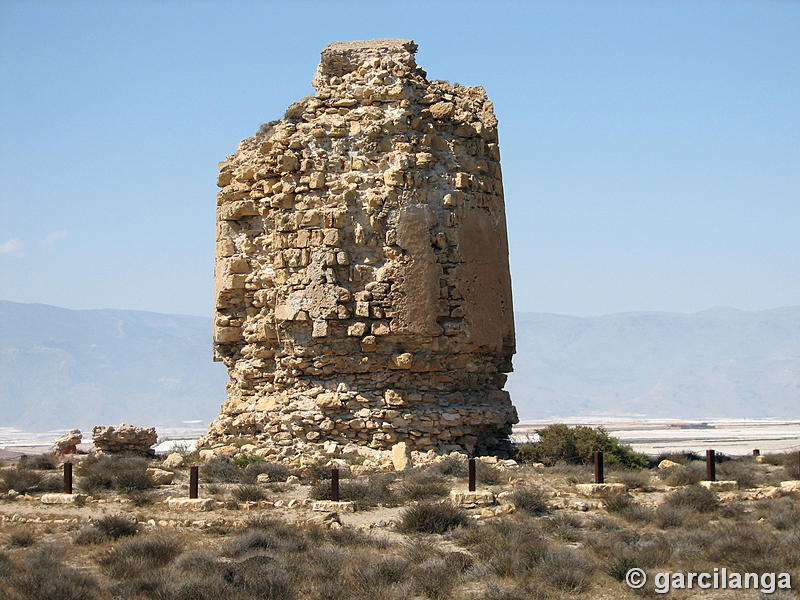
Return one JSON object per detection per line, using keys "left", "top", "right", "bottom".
{"left": 52, "top": 429, "right": 82, "bottom": 455}
{"left": 41, "top": 493, "right": 88, "bottom": 505}
{"left": 92, "top": 423, "right": 157, "bottom": 455}
{"left": 146, "top": 468, "right": 175, "bottom": 485}
{"left": 312, "top": 500, "right": 355, "bottom": 513}
{"left": 575, "top": 483, "right": 627, "bottom": 496}
{"left": 167, "top": 498, "right": 215, "bottom": 511}
{"left": 699, "top": 480, "right": 738, "bottom": 492}
{"left": 449, "top": 490, "right": 495, "bottom": 506}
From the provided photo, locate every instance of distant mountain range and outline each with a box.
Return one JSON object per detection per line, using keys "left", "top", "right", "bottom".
{"left": 1, "top": 301, "right": 798, "bottom": 431}
{"left": 508, "top": 306, "right": 800, "bottom": 420}
{"left": 0, "top": 301, "right": 228, "bottom": 431}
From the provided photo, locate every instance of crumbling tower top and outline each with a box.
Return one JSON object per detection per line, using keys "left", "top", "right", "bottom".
{"left": 313, "top": 38, "right": 421, "bottom": 88}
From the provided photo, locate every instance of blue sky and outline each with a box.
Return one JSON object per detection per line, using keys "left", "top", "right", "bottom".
{"left": 1, "top": 1, "right": 798, "bottom": 318}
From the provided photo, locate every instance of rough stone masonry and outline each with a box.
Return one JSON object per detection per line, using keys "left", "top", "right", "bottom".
{"left": 199, "top": 39, "right": 517, "bottom": 461}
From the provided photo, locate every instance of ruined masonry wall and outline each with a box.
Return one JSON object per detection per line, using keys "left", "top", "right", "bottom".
{"left": 201, "top": 39, "right": 517, "bottom": 459}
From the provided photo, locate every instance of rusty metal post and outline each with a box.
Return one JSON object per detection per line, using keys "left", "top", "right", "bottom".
{"left": 189, "top": 465, "right": 199, "bottom": 499}
{"left": 63, "top": 462, "right": 72, "bottom": 494}
{"left": 753, "top": 449, "right": 760, "bottom": 457}
{"left": 468, "top": 458, "right": 476, "bottom": 492}
{"left": 331, "top": 468, "right": 339, "bottom": 502}
{"left": 706, "top": 449, "right": 715, "bottom": 482}
{"left": 594, "top": 451, "right": 604, "bottom": 484}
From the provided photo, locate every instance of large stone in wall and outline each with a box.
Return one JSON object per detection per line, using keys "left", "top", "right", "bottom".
{"left": 201, "top": 39, "right": 517, "bottom": 460}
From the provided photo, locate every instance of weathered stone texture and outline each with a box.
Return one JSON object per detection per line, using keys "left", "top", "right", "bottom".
{"left": 92, "top": 424, "right": 157, "bottom": 455}
{"left": 201, "top": 39, "right": 517, "bottom": 460}
{"left": 52, "top": 429, "right": 82, "bottom": 455}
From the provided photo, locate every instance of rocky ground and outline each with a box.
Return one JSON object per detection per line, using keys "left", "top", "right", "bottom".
{"left": 0, "top": 450, "right": 798, "bottom": 599}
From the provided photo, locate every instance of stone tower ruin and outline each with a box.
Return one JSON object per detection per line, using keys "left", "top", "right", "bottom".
{"left": 201, "top": 39, "right": 517, "bottom": 460}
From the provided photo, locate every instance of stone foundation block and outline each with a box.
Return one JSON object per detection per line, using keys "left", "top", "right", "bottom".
{"left": 146, "top": 467, "right": 175, "bottom": 485}
{"left": 312, "top": 500, "right": 355, "bottom": 513}
{"left": 449, "top": 490, "right": 495, "bottom": 506}
{"left": 699, "top": 480, "right": 737, "bottom": 492}
{"left": 575, "top": 483, "right": 626, "bottom": 496}
{"left": 41, "top": 493, "right": 87, "bottom": 505}
{"left": 167, "top": 498, "right": 214, "bottom": 511}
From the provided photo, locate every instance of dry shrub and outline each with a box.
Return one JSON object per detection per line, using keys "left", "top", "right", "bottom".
{"left": 541, "top": 547, "right": 592, "bottom": 592}
{"left": 200, "top": 456, "right": 241, "bottom": 483}
{"left": 225, "top": 520, "right": 307, "bottom": 557}
{"left": 4, "top": 543, "right": 101, "bottom": 600}
{"left": 6, "top": 527, "right": 36, "bottom": 548}
{"left": 94, "top": 514, "right": 139, "bottom": 540}
{"left": 242, "top": 460, "right": 290, "bottom": 483}
{"left": 587, "top": 530, "right": 672, "bottom": 581}
{"left": 310, "top": 473, "right": 398, "bottom": 507}
{"left": 75, "top": 454, "right": 154, "bottom": 495}
{"left": 548, "top": 461, "right": 586, "bottom": 484}
{"left": 654, "top": 504, "right": 694, "bottom": 529}
{"left": 706, "top": 524, "right": 797, "bottom": 572}
{"left": 399, "top": 503, "right": 470, "bottom": 534}
{"left": 765, "top": 498, "right": 800, "bottom": 531}
{"left": 396, "top": 470, "right": 449, "bottom": 501}
{"left": 428, "top": 455, "right": 467, "bottom": 477}
{"left": 658, "top": 464, "right": 704, "bottom": 486}
{"left": 411, "top": 557, "right": 460, "bottom": 600}
{"left": 0, "top": 468, "right": 43, "bottom": 493}
{"left": 74, "top": 525, "right": 107, "bottom": 546}
{"left": 223, "top": 556, "right": 294, "bottom": 600}
{"left": 663, "top": 485, "right": 718, "bottom": 513}
{"left": 717, "top": 459, "right": 765, "bottom": 489}
{"left": 614, "top": 469, "right": 653, "bottom": 491}
{"left": 541, "top": 512, "right": 585, "bottom": 542}
{"left": 477, "top": 462, "right": 506, "bottom": 486}
{"left": 18, "top": 454, "right": 58, "bottom": 470}
{"left": 99, "top": 534, "right": 183, "bottom": 579}
{"left": 462, "top": 518, "right": 547, "bottom": 577}
{"left": 474, "top": 582, "right": 529, "bottom": 600}
{"left": 510, "top": 486, "right": 549, "bottom": 515}
{"left": 232, "top": 484, "right": 266, "bottom": 502}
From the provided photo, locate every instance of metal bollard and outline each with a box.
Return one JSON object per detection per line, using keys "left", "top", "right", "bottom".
{"left": 331, "top": 468, "right": 339, "bottom": 502}
{"left": 594, "top": 451, "right": 604, "bottom": 484}
{"left": 63, "top": 462, "right": 73, "bottom": 494}
{"left": 189, "top": 465, "right": 199, "bottom": 499}
{"left": 753, "top": 449, "right": 760, "bottom": 456}
{"left": 706, "top": 449, "right": 716, "bottom": 482}
{"left": 468, "top": 458, "right": 476, "bottom": 492}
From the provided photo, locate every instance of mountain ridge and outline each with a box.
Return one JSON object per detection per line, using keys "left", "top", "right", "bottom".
{"left": 1, "top": 300, "right": 798, "bottom": 430}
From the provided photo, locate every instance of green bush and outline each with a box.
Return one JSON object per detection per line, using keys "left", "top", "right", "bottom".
{"left": 514, "top": 424, "right": 648, "bottom": 469}
{"left": 232, "top": 453, "right": 263, "bottom": 468}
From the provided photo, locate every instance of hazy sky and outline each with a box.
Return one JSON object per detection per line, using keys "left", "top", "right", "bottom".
{"left": 1, "top": 1, "right": 798, "bottom": 318}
